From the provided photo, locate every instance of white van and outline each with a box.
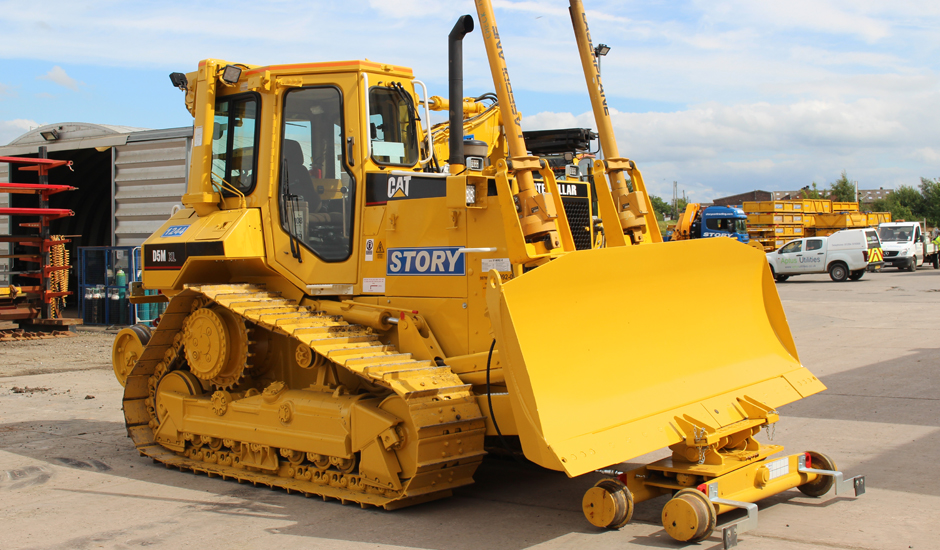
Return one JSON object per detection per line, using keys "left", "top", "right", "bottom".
{"left": 878, "top": 221, "right": 939, "bottom": 270}
{"left": 766, "top": 228, "right": 883, "bottom": 282}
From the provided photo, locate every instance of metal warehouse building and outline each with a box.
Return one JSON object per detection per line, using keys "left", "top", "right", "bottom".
{"left": 0, "top": 122, "right": 192, "bottom": 288}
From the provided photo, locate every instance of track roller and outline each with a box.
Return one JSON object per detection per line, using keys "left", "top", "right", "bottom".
{"left": 662, "top": 488, "right": 717, "bottom": 543}
{"left": 582, "top": 478, "right": 634, "bottom": 529}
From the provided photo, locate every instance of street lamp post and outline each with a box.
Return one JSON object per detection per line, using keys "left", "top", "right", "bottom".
{"left": 593, "top": 44, "right": 610, "bottom": 159}
{"left": 594, "top": 43, "right": 610, "bottom": 78}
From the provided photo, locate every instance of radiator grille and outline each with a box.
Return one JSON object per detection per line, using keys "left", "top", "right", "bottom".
{"left": 563, "top": 197, "right": 592, "bottom": 250}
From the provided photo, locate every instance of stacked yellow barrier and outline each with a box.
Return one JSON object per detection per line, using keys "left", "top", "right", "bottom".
{"left": 743, "top": 199, "right": 891, "bottom": 250}
{"left": 744, "top": 201, "right": 806, "bottom": 251}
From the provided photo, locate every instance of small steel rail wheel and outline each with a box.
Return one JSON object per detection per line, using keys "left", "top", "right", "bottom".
{"left": 582, "top": 478, "right": 634, "bottom": 529}
{"left": 798, "top": 451, "right": 837, "bottom": 497}
{"left": 662, "top": 488, "right": 716, "bottom": 543}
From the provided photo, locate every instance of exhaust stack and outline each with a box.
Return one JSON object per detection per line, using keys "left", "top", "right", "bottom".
{"left": 448, "top": 15, "right": 475, "bottom": 173}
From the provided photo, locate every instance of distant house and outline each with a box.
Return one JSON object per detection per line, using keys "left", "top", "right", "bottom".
{"left": 712, "top": 190, "right": 772, "bottom": 206}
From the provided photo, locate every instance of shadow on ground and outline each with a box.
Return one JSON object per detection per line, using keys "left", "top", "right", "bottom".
{"left": 1, "top": 418, "right": 682, "bottom": 549}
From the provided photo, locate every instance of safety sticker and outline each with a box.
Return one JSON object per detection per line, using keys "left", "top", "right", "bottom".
{"left": 767, "top": 457, "right": 789, "bottom": 480}
{"left": 365, "top": 239, "right": 375, "bottom": 262}
{"left": 162, "top": 225, "right": 190, "bottom": 238}
{"left": 387, "top": 247, "right": 464, "bottom": 276}
{"left": 481, "top": 258, "right": 511, "bottom": 272}
{"left": 363, "top": 277, "right": 385, "bottom": 293}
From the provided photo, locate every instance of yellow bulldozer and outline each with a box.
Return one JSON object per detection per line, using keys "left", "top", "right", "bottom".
{"left": 112, "top": 0, "right": 863, "bottom": 545}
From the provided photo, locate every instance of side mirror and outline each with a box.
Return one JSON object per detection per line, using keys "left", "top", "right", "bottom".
{"left": 777, "top": 249, "right": 783, "bottom": 255}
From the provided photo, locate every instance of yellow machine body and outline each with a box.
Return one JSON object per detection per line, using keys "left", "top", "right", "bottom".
{"left": 115, "top": 0, "right": 836, "bottom": 529}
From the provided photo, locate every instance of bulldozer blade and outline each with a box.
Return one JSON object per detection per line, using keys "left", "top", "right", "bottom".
{"left": 484, "top": 238, "right": 825, "bottom": 477}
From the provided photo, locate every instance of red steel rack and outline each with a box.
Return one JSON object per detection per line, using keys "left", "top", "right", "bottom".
{"left": 0, "top": 150, "right": 77, "bottom": 324}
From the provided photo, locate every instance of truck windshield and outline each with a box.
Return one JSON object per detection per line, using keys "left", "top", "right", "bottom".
{"left": 878, "top": 227, "right": 912, "bottom": 242}
{"left": 705, "top": 218, "right": 733, "bottom": 232}
{"left": 734, "top": 219, "right": 747, "bottom": 234}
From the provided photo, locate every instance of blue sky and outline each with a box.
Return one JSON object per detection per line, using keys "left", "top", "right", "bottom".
{"left": 2, "top": 0, "right": 939, "bottom": 202}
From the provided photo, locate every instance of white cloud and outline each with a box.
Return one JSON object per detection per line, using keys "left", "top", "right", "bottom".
{"left": 1, "top": 0, "right": 938, "bottom": 201}
{"left": 523, "top": 92, "right": 940, "bottom": 201}
{"left": 37, "top": 66, "right": 80, "bottom": 91}
{"left": 0, "top": 119, "right": 40, "bottom": 146}
{"left": 695, "top": 0, "right": 891, "bottom": 42}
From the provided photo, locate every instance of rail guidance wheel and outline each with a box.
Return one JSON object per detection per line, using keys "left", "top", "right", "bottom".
{"left": 662, "top": 488, "right": 716, "bottom": 543}
{"left": 798, "top": 451, "right": 837, "bottom": 497}
{"left": 582, "top": 478, "right": 634, "bottom": 529}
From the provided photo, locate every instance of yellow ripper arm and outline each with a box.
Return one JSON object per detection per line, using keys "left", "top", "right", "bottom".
{"left": 484, "top": 238, "right": 825, "bottom": 476}
{"left": 568, "top": 0, "right": 662, "bottom": 245}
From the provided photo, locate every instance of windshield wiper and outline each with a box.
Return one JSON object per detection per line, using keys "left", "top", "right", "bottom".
{"left": 281, "top": 158, "right": 303, "bottom": 263}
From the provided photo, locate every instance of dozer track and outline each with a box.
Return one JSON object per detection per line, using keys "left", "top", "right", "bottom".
{"left": 122, "top": 284, "right": 486, "bottom": 509}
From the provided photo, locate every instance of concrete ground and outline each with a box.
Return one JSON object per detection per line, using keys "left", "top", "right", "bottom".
{"left": 0, "top": 267, "right": 937, "bottom": 550}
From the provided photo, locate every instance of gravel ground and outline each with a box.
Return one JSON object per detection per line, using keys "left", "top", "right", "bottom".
{"left": 0, "top": 331, "right": 113, "bottom": 378}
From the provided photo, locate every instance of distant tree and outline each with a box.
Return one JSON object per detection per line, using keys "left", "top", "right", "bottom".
{"left": 894, "top": 185, "right": 926, "bottom": 218}
{"left": 829, "top": 171, "right": 856, "bottom": 202}
{"left": 675, "top": 197, "right": 689, "bottom": 217}
{"left": 649, "top": 195, "right": 671, "bottom": 221}
{"left": 800, "top": 182, "right": 822, "bottom": 199}
{"left": 872, "top": 196, "right": 914, "bottom": 222}
{"left": 919, "top": 177, "right": 940, "bottom": 226}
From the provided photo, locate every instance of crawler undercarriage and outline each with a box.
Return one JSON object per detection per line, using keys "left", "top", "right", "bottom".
{"left": 121, "top": 284, "right": 486, "bottom": 508}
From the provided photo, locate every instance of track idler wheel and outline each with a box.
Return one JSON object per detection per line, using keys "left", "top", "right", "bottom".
{"left": 798, "top": 451, "right": 837, "bottom": 497}
{"left": 582, "top": 478, "right": 634, "bottom": 529}
{"left": 112, "top": 324, "right": 151, "bottom": 386}
{"left": 662, "top": 488, "right": 716, "bottom": 543}
{"left": 154, "top": 371, "right": 204, "bottom": 425}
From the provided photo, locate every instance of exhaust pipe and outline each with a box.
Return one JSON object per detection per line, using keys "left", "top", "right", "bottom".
{"left": 448, "top": 15, "right": 475, "bottom": 172}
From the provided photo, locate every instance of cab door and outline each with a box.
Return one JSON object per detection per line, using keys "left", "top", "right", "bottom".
{"left": 268, "top": 75, "right": 362, "bottom": 291}
{"left": 776, "top": 239, "right": 804, "bottom": 273}
{"left": 800, "top": 238, "right": 826, "bottom": 272}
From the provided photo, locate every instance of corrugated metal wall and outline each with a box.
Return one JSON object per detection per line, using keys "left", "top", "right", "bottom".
{"left": 113, "top": 135, "right": 189, "bottom": 246}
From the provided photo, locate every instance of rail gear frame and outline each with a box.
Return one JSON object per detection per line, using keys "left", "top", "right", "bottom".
{"left": 115, "top": 0, "right": 863, "bottom": 546}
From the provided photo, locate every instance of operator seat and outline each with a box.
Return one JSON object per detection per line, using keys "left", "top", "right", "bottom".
{"left": 282, "top": 139, "right": 321, "bottom": 214}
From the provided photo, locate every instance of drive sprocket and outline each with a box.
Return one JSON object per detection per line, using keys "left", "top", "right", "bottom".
{"left": 181, "top": 305, "right": 249, "bottom": 388}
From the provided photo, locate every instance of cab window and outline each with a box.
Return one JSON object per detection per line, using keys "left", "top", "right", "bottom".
{"left": 212, "top": 94, "right": 259, "bottom": 195}
{"left": 279, "top": 86, "right": 355, "bottom": 262}
{"left": 780, "top": 241, "right": 802, "bottom": 254}
{"left": 805, "top": 239, "right": 823, "bottom": 251}
{"left": 369, "top": 86, "right": 418, "bottom": 166}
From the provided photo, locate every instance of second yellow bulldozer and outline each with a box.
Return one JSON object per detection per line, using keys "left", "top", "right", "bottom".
{"left": 113, "top": 0, "right": 863, "bottom": 546}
